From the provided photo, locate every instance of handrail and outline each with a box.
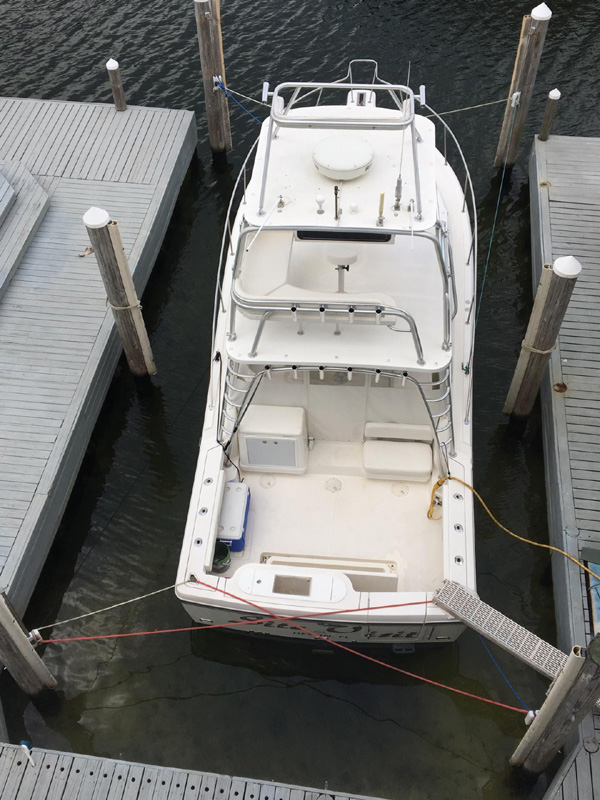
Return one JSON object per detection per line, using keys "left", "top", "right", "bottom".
{"left": 234, "top": 296, "right": 425, "bottom": 365}
{"left": 230, "top": 224, "right": 451, "bottom": 351}
{"left": 422, "top": 102, "right": 477, "bottom": 423}
{"left": 271, "top": 81, "right": 414, "bottom": 129}
{"left": 211, "top": 137, "right": 260, "bottom": 355}
{"left": 219, "top": 365, "right": 452, "bottom": 475}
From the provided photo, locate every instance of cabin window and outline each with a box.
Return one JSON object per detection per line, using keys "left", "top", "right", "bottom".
{"left": 296, "top": 230, "right": 392, "bottom": 243}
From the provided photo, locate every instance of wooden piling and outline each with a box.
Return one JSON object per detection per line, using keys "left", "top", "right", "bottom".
{"left": 510, "top": 638, "right": 600, "bottom": 774}
{"left": 494, "top": 3, "right": 552, "bottom": 168}
{"left": 83, "top": 207, "right": 157, "bottom": 376}
{"left": 503, "top": 256, "right": 581, "bottom": 418}
{"left": 538, "top": 88, "right": 561, "bottom": 141}
{"left": 0, "top": 593, "right": 56, "bottom": 695}
{"left": 193, "top": 0, "right": 232, "bottom": 153}
{"left": 106, "top": 59, "right": 127, "bottom": 112}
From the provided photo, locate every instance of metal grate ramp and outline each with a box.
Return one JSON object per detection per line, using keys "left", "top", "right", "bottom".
{"left": 436, "top": 580, "right": 567, "bottom": 680}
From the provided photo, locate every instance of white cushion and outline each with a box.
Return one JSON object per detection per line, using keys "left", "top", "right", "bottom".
{"left": 363, "top": 439, "right": 432, "bottom": 482}
{"left": 238, "top": 405, "right": 306, "bottom": 438}
{"left": 364, "top": 421, "right": 433, "bottom": 443}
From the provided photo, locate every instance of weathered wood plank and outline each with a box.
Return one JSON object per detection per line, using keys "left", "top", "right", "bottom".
{"left": 126, "top": 109, "right": 175, "bottom": 184}
{"left": 137, "top": 767, "right": 160, "bottom": 800}
{"left": 107, "top": 108, "right": 153, "bottom": 183}
{"left": 121, "top": 764, "right": 145, "bottom": 800}
{"left": 0, "top": 747, "right": 18, "bottom": 795}
{"left": 181, "top": 770, "right": 202, "bottom": 800}
{"left": 197, "top": 774, "right": 217, "bottom": 800}
{"left": 214, "top": 776, "right": 232, "bottom": 800}
{"left": 105, "top": 761, "right": 131, "bottom": 800}
{"left": 46, "top": 753, "right": 75, "bottom": 800}
{"left": 152, "top": 768, "right": 174, "bottom": 800}
{"left": 90, "top": 759, "right": 116, "bottom": 800}
{"left": 71, "top": 758, "right": 104, "bottom": 800}
{"left": 228, "top": 779, "right": 247, "bottom": 800}
{"left": 30, "top": 752, "right": 61, "bottom": 800}
{"left": 61, "top": 755, "right": 89, "bottom": 800}
{"left": 241, "top": 782, "right": 261, "bottom": 800}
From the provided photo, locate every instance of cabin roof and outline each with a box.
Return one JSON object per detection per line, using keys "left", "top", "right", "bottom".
{"left": 244, "top": 106, "right": 438, "bottom": 233}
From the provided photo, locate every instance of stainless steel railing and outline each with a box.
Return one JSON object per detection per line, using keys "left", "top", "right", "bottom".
{"left": 229, "top": 293, "right": 426, "bottom": 365}
{"left": 217, "top": 363, "right": 454, "bottom": 475}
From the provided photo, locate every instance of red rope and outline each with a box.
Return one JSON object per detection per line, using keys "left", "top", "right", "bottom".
{"left": 41, "top": 581, "right": 527, "bottom": 714}
{"left": 39, "top": 599, "right": 430, "bottom": 643}
{"left": 191, "top": 579, "right": 528, "bottom": 715}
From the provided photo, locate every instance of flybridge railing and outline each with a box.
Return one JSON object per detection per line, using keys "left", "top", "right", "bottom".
{"left": 211, "top": 136, "right": 260, "bottom": 359}
{"left": 259, "top": 80, "right": 421, "bottom": 217}
{"left": 218, "top": 363, "right": 455, "bottom": 474}
{"left": 229, "top": 224, "right": 453, "bottom": 359}
{"left": 270, "top": 81, "right": 415, "bottom": 129}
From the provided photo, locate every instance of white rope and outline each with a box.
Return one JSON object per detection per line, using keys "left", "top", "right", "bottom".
{"left": 225, "top": 87, "right": 270, "bottom": 108}
{"left": 225, "top": 85, "right": 506, "bottom": 117}
{"left": 35, "top": 583, "right": 178, "bottom": 631}
{"left": 106, "top": 297, "right": 142, "bottom": 312}
{"left": 426, "top": 97, "right": 509, "bottom": 118}
{"left": 521, "top": 339, "right": 556, "bottom": 355}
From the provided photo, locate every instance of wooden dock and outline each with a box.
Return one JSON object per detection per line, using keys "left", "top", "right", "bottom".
{"left": 0, "top": 97, "right": 196, "bottom": 614}
{"left": 0, "top": 742, "right": 378, "bottom": 800}
{"left": 530, "top": 135, "right": 600, "bottom": 798}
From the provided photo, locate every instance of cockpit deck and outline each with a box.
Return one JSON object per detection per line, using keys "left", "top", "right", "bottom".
{"left": 220, "top": 460, "right": 444, "bottom": 595}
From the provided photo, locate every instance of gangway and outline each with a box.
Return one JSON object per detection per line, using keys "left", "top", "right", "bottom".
{"left": 436, "top": 580, "right": 567, "bottom": 681}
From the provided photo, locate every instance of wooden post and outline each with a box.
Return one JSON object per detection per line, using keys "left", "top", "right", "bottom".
{"left": 538, "top": 88, "right": 561, "bottom": 141}
{"left": 494, "top": 3, "right": 552, "bottom": 168}
{"left": 503, "top": 256, "right": 581, "bottom": 418}
{"left": 106, "top": 59, "right": 127, "bottom": 112}
{"left": 0, "top": 593, "right": 56, "bottom": 695}
{"left": 83, "top": 207, "right": 157, "bottom": 376}
{"left": 511, "top": 639, "right": 600, "bottom": 774}
{"left": 193, "top": 0, "right": 232, "bottom": 154}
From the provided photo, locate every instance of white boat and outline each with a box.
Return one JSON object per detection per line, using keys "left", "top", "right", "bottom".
{"left": 176, "top": 61, "right": 477, "bottom": 644}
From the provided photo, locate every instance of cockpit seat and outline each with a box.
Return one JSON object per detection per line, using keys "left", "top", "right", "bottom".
{"left": 362, "top": 422, "right": 433, "bottom": 483}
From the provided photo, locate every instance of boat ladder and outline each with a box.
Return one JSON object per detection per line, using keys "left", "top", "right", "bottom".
{"left": 219, "top": 359, "right": 253, "bottom": 442}
{"left": 423, "top": 370, "right": 455, "bottom": 462}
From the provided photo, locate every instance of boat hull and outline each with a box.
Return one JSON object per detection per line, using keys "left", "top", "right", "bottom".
{"left": 182, "top": 602, "right": 465, "bottom": 644}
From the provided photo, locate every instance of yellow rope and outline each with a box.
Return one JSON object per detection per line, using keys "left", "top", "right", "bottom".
{"left": 428, "top": 475, "right": 600, "bottom": 583}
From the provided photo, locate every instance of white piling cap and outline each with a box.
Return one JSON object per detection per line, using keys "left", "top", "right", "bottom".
{"left": 83, "top": 207, "right": 110, "bottom": 229}
{"left": 106, "top": 58, "right": 119, "bottom": 71}
{"left": 553, "top": 256, "right": 582, "bottom": 278}
{"left": 531, "top": 3, "right": 552, "bottom": 20}
{"left": 549, "top": 88, "right": 561, "bottom": 100}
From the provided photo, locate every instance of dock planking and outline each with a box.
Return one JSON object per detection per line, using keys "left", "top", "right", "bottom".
{"left": 531, "top": 134, "right": 600, "bottom": 798}
{"left": 0, "top": 97, "right": 197, "bottom": 614}
{"left": 0, "top": 743, "right": 378, "bottom": 800}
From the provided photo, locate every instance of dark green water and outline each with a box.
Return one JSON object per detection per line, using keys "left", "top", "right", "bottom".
{"left": 1, "top": 0, "right": 598, "bottom": 797}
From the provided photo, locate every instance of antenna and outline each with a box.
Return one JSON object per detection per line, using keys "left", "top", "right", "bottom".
{"left": 394, "top": 177, "right": 402, "bottom": 211}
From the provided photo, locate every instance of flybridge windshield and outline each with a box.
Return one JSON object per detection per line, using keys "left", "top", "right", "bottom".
{"left": 296, "top": 231, "right": 393, "bottom": 243}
